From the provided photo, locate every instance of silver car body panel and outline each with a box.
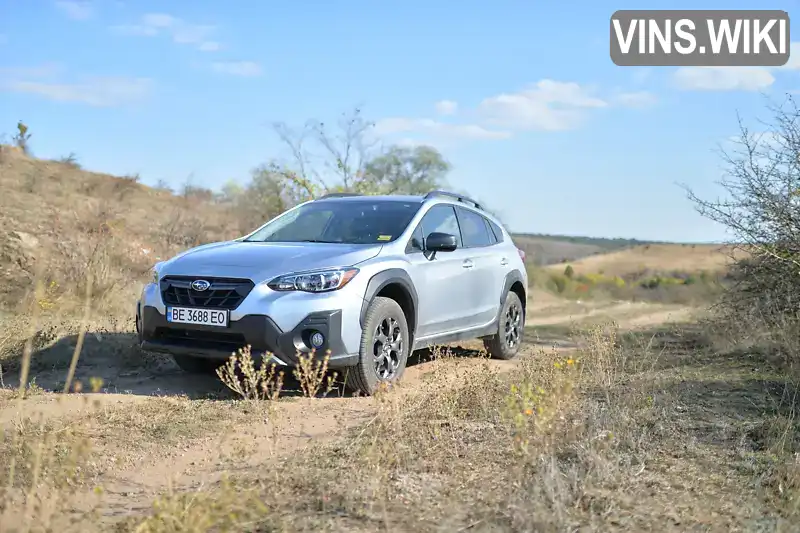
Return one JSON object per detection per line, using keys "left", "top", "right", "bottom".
{"left": 137, "top": 194, "right": 528, "bottom": 366}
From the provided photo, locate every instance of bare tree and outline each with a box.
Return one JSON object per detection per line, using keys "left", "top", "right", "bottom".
{"left": 270, "top": 107, "right": 449, "bottom": 197}
{"left": 222, "top": 107, "right": 453, "bottom": 232}
{"left": 684, "top": 94, "right": 800, "bottom": 327}
{"left": 271, "top": 107, "right": 378, "bottom": 196}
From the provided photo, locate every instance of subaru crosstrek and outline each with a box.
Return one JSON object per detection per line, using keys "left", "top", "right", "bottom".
{"left": 135, "top": 190, "right": 529, "bottom": 395}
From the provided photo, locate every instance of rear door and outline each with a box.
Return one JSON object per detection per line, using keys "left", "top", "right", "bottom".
{"left": 405, "top": 204, "right": 473, "bottom": 338}
{"left": 454, "top": 206, "right": 505, "bottom": 328}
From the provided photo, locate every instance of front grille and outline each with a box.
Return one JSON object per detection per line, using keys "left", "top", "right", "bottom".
{"left": 153, "top": 327, "right": 247, "bottom": 353}
{"left": 160, "top": 276, "right": 254, "bottom": 310}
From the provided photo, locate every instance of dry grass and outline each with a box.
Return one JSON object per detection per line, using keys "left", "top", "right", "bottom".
{"left": 0, "top": 146, "right": 240, "bottom": 319}
{"left": 2, "top": 223, "right": 797, "bottom": 531}
{"left": 545, "top": 243, "right": 745, "bottom": 278}
{"left": 109, "top": 322, "right": 800, "bottom": 532}
{"left": 2, "top": 145, "right": 799, "bottom": 532}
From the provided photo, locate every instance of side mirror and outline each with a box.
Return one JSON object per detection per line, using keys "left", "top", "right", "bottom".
{"left": 425, "top": 232, "right": 458, "bottom": 252}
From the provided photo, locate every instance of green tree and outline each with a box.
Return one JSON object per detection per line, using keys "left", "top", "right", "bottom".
{"left": 357, "top": 145, "right": 450, "bottom": 195}
{"left": 227, "top": 107, "right": 453, "bottom": 232}
{"left": 267, "top": 107, "right": 450, "bottom": 198}
{"left": 564, "top": 265, "right": 574, "bottom": 279}
{"left": 13, "top": 120, "right": 31, "bottom": 154}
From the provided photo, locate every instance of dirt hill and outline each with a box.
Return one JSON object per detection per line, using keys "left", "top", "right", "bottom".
{"left": 0, "top": 146, "right": 240, "bottom": 314}
{"left": 1, "top": 146, "right": 674, "bottom": 314}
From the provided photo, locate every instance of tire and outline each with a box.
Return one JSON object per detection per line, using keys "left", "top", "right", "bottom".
{"left": 173, "top": 354, "right": 221, "bottom": 374}
{"left": 345, "top": 296, "right": 410, "bottom": 396}
{"left": 483, "top": 290, "right": 525, "bottom": 360}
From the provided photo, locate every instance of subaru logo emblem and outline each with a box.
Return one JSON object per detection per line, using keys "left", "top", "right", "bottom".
{"left": 191, "top": 279, "right": 211, "bottom": 291}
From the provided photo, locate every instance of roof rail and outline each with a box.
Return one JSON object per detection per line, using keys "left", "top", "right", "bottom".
{"left": 424, "top": 190, "right": 483, "bottom": 210}
{"left": 316, "top": 192, "right": 362, "bottom": 200}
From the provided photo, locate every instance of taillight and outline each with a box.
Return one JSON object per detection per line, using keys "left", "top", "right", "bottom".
{"left": 517, "top": 248, "right": 526, "bottom": 262}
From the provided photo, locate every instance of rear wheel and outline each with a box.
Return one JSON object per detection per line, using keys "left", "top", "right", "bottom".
{"left": 173, "top": 355, "right": 221, "bottom": 374}
{"left": 345, "top": 296, "right": 410, "bottom": 396}
{"left": 483, "top": 290, "right": 524, "bottom": 360}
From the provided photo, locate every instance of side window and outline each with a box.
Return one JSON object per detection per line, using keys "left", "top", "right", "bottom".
{"left": 407, "top": 204, "right": 462, "bottom": 253}
{"left": 408, "top": 225, "right": 424, "bottom": 253}
{"left": 421, "top": 205, "right": 462, "bottom": 248}
{"left": 483, "top": 218, "right": 497, "bottom": 245}
{"left": 456, "top": 207, "right": 491, "bottom": 248}
{"left": 487, "top": 219, "right": 505, "bottom": 243}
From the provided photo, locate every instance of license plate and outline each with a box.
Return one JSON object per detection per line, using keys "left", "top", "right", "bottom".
{"left": 166, "top": 306, "right": 229, "bottom": 327}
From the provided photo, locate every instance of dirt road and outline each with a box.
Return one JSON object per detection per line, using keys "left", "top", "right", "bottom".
{"left": 0, "top": 299, "right": 697, "bottom": 529}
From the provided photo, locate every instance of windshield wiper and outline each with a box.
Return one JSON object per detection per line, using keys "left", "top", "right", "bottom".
{"left": 241, "top": 238, "right": 342, "bottom": 244}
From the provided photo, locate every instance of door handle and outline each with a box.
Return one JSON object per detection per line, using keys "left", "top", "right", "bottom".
{"left": 462, "top": 259, "right": 474, "bottom": 269}
{"left": 500, "top": 257, "right": 509, "bottom": 266}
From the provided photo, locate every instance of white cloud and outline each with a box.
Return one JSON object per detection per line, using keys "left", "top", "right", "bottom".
{"left": 631, "top": 68, "right": 652, "bottom": 85}
{"left": 112, "top": 12, "right": 219, "bottom": 52}
{"left": 374, "top": 117, "right": 510, "bottom": 140}
{"left": 673, "top": 66, "right": 775, "bottom": 92}
{"left": 198, "top": 41, "right": 221, "bottom": 52}
{"left": 0, "top": 64, "right": 64, "bottom": 79}
{"left": 55, "top": 0, "right": 93, "bottom": 20}
{"left": 210, "top": 61, "right": 262, "bottom": 77}
{"left": 141, "top": 13, "right": 176, "bottom": 28}
{"left": 434, "top": 100, "right": 458, "bottom": 116}
{"left": 777, "top": 42, "right": 800, "bottom": 70}
{"left": 478, "top": 79, "right": 607, "bottom": 131}
{"left": 111, "top": 24, "right": 157, "bottom": 37}
{"left": 1, "top": 66, "right": 152, "bottom": 106}
{"left": 672, "top": 42, "right": 800, "bottom": 92}
{"left": 374, "top": 79, "right": 649, "bottom": 145}
{"left": 614, "top": 91, "right": 658, "bottom": 109}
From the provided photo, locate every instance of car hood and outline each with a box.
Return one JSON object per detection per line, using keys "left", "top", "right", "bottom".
{"left": 159, "top": 240, "right": 383, "bottom": 281}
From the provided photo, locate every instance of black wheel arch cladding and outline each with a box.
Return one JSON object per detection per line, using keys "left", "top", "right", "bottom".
{"left": 360, "top": 269, "right": 419, "bottom": 341}
{"left": 501, "top": 269, "right": 526, "bottom": 311}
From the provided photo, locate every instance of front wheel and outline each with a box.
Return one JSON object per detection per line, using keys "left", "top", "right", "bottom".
{"left": 345, "top": 296, "right": 410, "bottom": 396}
{"left": 483, "top": 290, "right": 524, "bottom": 360}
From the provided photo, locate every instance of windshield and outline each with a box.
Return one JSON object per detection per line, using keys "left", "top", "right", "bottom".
{"left": 244, "top": 199, "right": 423, "bottom": 244}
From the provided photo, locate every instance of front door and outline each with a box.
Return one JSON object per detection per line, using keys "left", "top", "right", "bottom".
{"left": 405, "top": 204, "right": 473, "bottom": 339}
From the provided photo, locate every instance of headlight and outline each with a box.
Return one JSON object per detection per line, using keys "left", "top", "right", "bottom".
{"left": 267, "top": 267, "right": 359, "bottom": 293}
{"left": 150, "top": 261, "right": 165, "bottom": 285}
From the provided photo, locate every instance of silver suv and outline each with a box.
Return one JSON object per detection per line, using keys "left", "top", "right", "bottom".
{"left": 136, "top": 191, "right": 528, "bottom": 395}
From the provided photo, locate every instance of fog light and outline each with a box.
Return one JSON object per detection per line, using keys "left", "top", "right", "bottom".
{"left": 310, "top": 331, "right": 325, "bottom": 349}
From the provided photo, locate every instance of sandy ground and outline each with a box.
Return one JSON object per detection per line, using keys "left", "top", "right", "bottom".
{"left": 0, "top": 297, "right": 697, "bottom": 527}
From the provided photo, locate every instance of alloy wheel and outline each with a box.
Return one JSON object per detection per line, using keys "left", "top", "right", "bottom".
{"left": 504, "top": 302, "right": 521, "bottom": 349}
{"left": 373, "top": 316, "right": 403, "bottom": 380}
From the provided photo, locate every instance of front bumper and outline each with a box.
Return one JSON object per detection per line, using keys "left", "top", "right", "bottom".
{"left": 138, "top": 304, "right": 358, "bottom": 368}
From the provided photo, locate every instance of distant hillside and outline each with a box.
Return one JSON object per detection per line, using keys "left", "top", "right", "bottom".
{"left": 542, "top": 243, "right": 742, "bottom": 276}
{"left": 510, "top": 233, "right": 671, "bottom": 266}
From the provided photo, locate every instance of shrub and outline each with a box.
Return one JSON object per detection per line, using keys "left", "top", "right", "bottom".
{"left": 685, "top": 97, "right": 800, "bottom": 373}
{"left": 551, "top": 274, "right": 568, "bottom": 294}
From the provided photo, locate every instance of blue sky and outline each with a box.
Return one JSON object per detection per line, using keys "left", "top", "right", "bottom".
{"left": 0, "top": 0, "right": 797, "bottom": 242}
